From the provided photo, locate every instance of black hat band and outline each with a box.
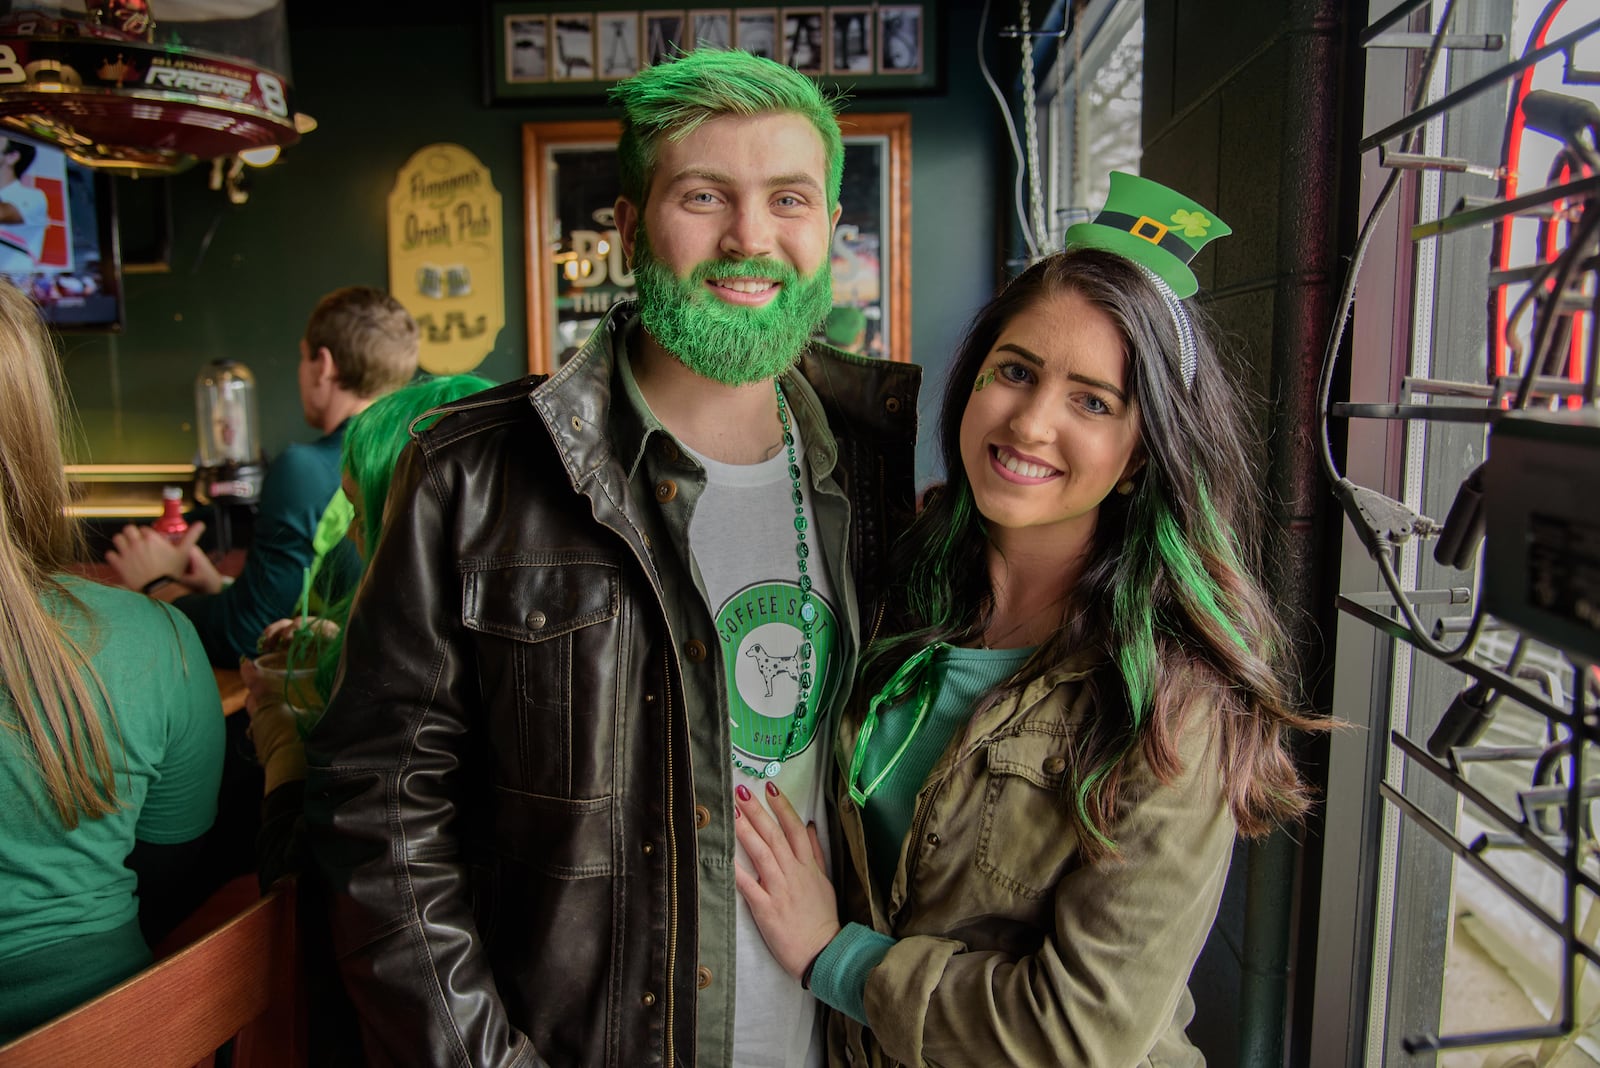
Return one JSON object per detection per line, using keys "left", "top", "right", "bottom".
{"left": 1094, "top": 211, "right": 1199, "bottom": 264}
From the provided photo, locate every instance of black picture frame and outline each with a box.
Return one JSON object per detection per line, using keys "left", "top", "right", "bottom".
{"left": 486, "top": 1, "right": 940, "bottom": 104}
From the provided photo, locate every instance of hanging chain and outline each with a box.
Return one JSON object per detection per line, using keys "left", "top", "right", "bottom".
{"left": 1019, "top": 0, "right": 1047, "bottom": 258}
{"left": 1070, "top": 0, "right": 1085, "bottom": 229}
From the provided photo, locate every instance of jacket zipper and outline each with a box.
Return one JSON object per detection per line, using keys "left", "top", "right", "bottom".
{"left": 662, "top": 645, "right": 678, "bottom": 1067}
{"left": 865, "top": 598, "right": 886, "bottom": 652}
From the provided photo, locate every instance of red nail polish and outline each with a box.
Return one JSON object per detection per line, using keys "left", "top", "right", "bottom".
{"left": 766, "top": 781, "right": 779, "bottom": 797}
{"left": 736, "top": 784, "right": 752, "bottom": 801}
{"left": 734, "top": 805, "right": 741, "bottom": 818}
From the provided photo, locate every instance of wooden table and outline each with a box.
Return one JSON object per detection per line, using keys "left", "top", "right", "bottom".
{"left": 213, "top": 667, "right": 247, "bottom": 717}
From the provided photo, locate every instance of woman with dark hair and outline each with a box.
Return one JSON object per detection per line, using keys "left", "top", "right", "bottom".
{"left": 733, "top": 175, "right": 1324, "bottom": 1066}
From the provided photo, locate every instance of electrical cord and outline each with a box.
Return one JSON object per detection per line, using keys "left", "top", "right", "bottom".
{"left": 977, "top": 0, "right": 1039, "bottom": 261}
{"left": 1317, "top": 0, "right": 1474, "bottom": 655}
{"left": 1317, "top": 0, "right": 1458, "bottom": 487}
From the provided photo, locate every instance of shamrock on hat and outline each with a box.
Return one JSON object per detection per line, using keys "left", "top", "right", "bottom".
{"left": 1064, "top": 171, "right": 1232, "bottom": 298}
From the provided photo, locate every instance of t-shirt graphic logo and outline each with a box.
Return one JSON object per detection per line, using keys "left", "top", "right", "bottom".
{"left": 717, "top": 580, "right": 839, "bottom": 766}
{"left": 745, "top": 642, "right": 799, "bottom": 697}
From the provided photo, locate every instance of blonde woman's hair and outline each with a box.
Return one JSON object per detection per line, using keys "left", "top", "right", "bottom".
{"left": 0, "top": 280, "right": 120, "bottom": 827}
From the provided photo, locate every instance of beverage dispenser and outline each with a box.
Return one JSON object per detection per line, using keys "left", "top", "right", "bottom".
{"left": 194, "top": 358, "right": 263, "bottom": 553}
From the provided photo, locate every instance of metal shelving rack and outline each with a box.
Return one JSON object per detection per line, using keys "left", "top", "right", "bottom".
{"left": 1330, "top": 0, "right": 1600, "bottom": 1057}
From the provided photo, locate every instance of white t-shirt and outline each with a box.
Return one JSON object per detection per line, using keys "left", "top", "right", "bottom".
{"left": 0, "top": 180, "right": 47, "bottom": 273}
{"left": 686, "top": 413, "right": 840, "bottom": 1068}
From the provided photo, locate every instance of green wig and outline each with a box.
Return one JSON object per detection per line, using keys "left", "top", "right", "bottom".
{"left": 341, "top": 373, "right": 495, "bottom": 557}
{"left": 313, "top": 373, "right": 494, "bottom": 700}
{"left": 609, "top": 49, "right": 845, "bottom": 210}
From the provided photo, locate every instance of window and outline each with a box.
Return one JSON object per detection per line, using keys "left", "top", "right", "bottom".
{"left": 1037, "top": 0, "right": 1144, "bottom": 250}
{"left": 1316, "top": 2, "right": 1600, "bottom": 1063}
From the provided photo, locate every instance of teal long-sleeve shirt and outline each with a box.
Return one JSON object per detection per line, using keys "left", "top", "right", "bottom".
{"left": 176, "top": 424, "right": 359, "bottom": 667}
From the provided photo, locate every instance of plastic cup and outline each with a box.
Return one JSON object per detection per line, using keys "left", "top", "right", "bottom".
{"left": 249, "top": 649, "right": 325, "bottom": 735}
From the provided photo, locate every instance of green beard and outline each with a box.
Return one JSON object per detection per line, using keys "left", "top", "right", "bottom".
{"left": 633, "top": 240, "right": 835, "bottom": 386}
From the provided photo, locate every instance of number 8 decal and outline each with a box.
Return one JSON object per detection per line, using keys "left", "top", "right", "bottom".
{"left": 256, "top": 72, "right": 287, "bottom": 116}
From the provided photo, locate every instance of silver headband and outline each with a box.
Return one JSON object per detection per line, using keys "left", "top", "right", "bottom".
{"left": 1132, "top": 263, "right": 1198, "bottom": 390}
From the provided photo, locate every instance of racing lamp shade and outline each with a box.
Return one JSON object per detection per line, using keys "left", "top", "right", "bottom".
{"left": 0, "top": 1, "right": 310, "bottom": 177}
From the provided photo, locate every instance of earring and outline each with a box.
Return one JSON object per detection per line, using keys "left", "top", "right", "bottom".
{"left": 1116, "top": 478, "right": 1135, "bottom": 496}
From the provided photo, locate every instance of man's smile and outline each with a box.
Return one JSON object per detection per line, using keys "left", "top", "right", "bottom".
{"left": 707, "top": 276, "right": 781, "bottom": 305}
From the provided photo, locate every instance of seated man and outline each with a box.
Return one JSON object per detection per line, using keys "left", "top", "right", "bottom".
{"left": 106, "top": 286, "right": 418, "bottom": 666}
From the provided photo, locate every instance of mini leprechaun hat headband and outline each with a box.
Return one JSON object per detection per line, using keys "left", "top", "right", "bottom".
{"left": 1063, "top": 171, "right": 1231, "bottom": 300}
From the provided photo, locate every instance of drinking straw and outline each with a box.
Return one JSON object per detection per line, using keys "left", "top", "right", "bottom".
{"left": 287, "top": 566, "right": 312, "bottom": 678}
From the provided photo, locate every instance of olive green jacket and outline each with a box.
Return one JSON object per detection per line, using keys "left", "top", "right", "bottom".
{"left": 829, "top": 653, "right": 1235, "bottom": 1067}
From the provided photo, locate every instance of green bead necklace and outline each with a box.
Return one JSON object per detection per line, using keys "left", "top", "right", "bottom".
{"left": 731, "top": 381, "right": 816, "bottom": 780}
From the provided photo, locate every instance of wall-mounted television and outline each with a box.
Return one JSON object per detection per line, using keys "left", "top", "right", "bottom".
{"left": 0, "top": 130, "right": 121, "bottom": 331}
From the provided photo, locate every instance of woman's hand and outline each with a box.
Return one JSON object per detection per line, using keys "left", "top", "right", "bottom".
{"left": 733, "top": 780, "right": 842, "bottom": 982}
{"left": 256, "top": 616, "right": 340, "bottom": 653}
{"left": 105, "top": 522, "right": 206, "bottom": 592}
{"left": 239, "top": 655, "right": 307, "bottom": 790}
{"left": 172, "top": 535, "right": 224, "bottom": 594}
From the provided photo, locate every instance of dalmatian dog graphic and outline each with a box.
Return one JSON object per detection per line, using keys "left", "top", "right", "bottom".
{"left": 744, "top": 642, "right": 801, "bottom": 698}
{"left": 716, "top": 580, "right": 841, "bottom": 773}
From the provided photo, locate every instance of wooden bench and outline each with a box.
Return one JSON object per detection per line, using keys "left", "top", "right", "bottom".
{"left": 0, "top": 877, "right": 304, "bottom": 1068}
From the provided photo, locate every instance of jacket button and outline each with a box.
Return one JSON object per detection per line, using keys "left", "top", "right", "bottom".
{"left": 641, "top": 991, "right": 656, "bottom": 1007}
{"left": 1044, "top": 756, "right": 1067, "bottom": 774}
{"left": 645, "top": 693, "right": 657, "bottom": 704}
{"left": 660, "top": 439, "right": 680, "bottom": 463}
{"left": 655, "top": 480, "right": 678, "bottom": 502}
{"left": 525, "top": 610, "right": 547, "bottom": 630}
{"left": 697, "top": 966, "right": 713, "bottom": 989}
{"left": 925, "top": 832, "right": 940, "bottom": 847}
{"left": 884, "top": 396, "right": 902, "bottom": 414}
{"left": 642, "top": 841, "right": 654, "bottom": 855}
{"left": 684, "top": 639, "right": 707, "bottom": 662}
{"left": 694, "top": 805, "right": 711, "bottom": 829}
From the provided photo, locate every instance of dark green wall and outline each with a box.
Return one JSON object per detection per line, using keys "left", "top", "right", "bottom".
{"left": 60, "top": 8, "right": 999, "bottom": 486}
{"left": 1142, "top": 1, "right": 1355, "bottom": 1064}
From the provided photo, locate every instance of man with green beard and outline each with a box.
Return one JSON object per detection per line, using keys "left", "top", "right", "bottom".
{"left": 305, "top": 49, "right": 921, "bottom": 1068}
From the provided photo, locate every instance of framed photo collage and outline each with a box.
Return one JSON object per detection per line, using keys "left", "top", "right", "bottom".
{"left": 489, "top": 3, "right": 939, "bottom": 101}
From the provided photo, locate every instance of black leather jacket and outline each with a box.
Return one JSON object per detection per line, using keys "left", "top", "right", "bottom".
{"left": 304, "top": 304, "right": 919, "bottom": 1068}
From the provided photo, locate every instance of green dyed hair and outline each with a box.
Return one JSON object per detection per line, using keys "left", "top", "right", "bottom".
{"left": 341, "top": 374, "right": 494, "bottom": 556}
{"left": 609, "top": 49, "right": 845, "bottom": 211}
{"left": 313, "top": 373, "right": 494, "bottom": 699}
{"left": 868, "top": 248, "right": 1321, "bottom": 861}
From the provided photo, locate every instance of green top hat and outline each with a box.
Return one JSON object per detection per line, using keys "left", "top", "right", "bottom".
{"left": 1064, "top": 172, "right": 1231, "bottom": 299}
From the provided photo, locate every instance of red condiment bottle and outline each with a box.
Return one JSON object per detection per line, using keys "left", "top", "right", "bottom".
{"left": 152, "top": 486, "right": 189, "bottom": 544}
